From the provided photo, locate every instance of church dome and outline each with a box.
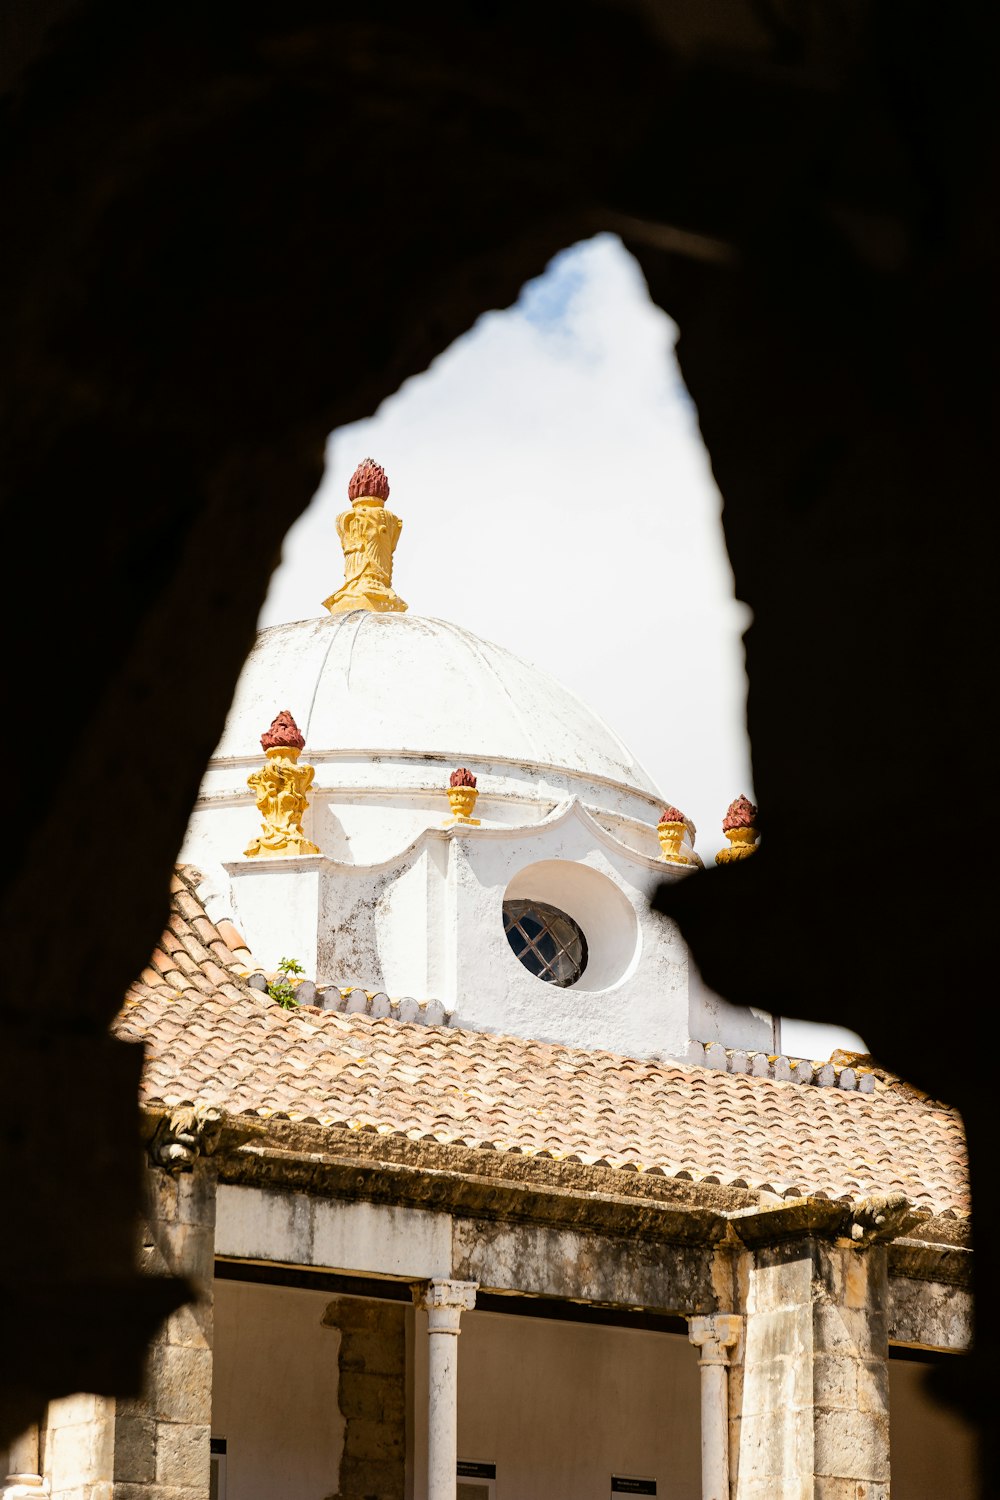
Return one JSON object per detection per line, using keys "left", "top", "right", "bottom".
{"left": 213, "top": 610, "right": 662, "bottom": 802}
{"left": 179, "top": 458, "right": 753, "bottom": 1062}
{"left": 186, "top": 458, "right": 681, "bottom": 870}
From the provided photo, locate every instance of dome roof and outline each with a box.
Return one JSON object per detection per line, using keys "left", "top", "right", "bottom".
{"left": 214, "top": 610, "right": 662, "bottom": 799}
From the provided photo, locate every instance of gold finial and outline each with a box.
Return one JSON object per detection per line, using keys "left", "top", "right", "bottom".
{"left": 715, "top": 794, "right": 760, "bottom": 864}
{"left": 323, "top": 458, "right": 408, "bottom": 615}
{"left": 244, "top": 711, "right": 321, "bottom": 858}
{"left": 657, "top": 805, "right": 694, "bottom": 865}
{"left": 443, "top": 767, "right": 480, "bottom": 826}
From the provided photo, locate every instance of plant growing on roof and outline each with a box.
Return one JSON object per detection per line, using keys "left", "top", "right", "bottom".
{"left": 267, "top": 955, "right": 305, "bottom": 1010}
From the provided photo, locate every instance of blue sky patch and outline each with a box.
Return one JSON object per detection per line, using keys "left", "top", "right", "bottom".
{"left": 517, "top": 242, "right": 590, "bottom": 330}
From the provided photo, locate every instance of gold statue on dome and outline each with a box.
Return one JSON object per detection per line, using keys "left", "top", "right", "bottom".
{"left": 715, "top": 794, "right": 760, "bottom": 864}
{"left": 244, "top": 711, "right": 321, "bottom": 858}
{"left": 323, "top": 457, "right": 408, "bottom": 615}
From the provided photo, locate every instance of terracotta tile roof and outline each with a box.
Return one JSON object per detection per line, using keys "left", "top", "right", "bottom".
{"left": 115, "top": 867, "right": 969, "bottom": 1219}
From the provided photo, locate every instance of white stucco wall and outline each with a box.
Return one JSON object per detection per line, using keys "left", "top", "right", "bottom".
{"left": 222, "top": 860, "right": 322, "bottom": 977}
{"left": 413, "top": 1310, "right": 702, "bottom": 1500}
{"left": 449, "top": 816, "right": 690, "bottom": 1057}
{"left": 188, "top": 759, "right": 674, "bottom": 874}
{"left": 377, "top": 849, "right": 434, "bottom": 996}
{"left": 303, "top": 808, "right": 698, "bottom": 1057}
{"left": 212, "top": 1279, "right": 344, "bottom": 1500}
{"left": 211, "top": 793, "right": 772, "bottom": 1059}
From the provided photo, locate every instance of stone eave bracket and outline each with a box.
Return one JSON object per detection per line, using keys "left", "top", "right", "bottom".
{"left": 726, "top": 1191, "right": 925, "bottom": 1249}
{"left": 145, "top": 1103, "right": 225, "bottom": 1172}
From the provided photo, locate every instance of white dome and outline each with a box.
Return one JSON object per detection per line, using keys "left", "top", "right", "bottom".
{"left": 214, "top": 610, "right": 663, "bottom": 801}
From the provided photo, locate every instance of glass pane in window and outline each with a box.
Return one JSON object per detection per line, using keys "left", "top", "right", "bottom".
{"left": 502, "top": 899, "right": 588, "bottom": 988}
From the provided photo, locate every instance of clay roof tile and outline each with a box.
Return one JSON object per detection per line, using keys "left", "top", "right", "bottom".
{"left": 116, "top": 864, "right": 970, "bottom": 1221}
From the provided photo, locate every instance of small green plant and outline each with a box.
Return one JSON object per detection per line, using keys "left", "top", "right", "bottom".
{"left": 267, "top": 955, "right": 305, "bottom": 1010}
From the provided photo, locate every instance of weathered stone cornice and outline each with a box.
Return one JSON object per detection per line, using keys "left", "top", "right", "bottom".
{"left": 725, "top": 1197, "right": 848, "bottom": 1247}
{"left": 218, "top": 1138, "right": 733, "bottom": 1248}
{"left": 201, "top": 1110, "right": 757, "bottom": 1224}
{"left": 889, "top": 1237, "right": 974, "bottom": 1289}
{"left": 139, "top": 1108, "right": 971, "bottom": 1261}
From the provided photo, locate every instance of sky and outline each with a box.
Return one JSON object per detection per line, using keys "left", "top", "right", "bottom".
{"left": 257, "top": 233, "right": 866, "bottom": 1063}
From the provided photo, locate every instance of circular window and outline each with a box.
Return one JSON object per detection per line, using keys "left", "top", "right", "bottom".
{"left": 503, "top": 899, "right": 588, "bottom": 988}
{"left": 504, "top": 860, "right": 639, "bottom": 993}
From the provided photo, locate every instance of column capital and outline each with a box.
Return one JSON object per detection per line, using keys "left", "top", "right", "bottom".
{"left": 688, "top": 1312, "right": 742, "bottom": 1365}
{"left": 415, "top": 1278, "right": 478, "bottom": 1334}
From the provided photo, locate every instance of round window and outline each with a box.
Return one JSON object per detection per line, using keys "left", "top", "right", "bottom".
{"left": 503, "top": 899, "right": 588, "bottom": 988}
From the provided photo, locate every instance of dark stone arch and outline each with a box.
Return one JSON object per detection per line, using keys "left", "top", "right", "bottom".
{"left": 2, "top": 0, "right": 996, "bottom": 1483}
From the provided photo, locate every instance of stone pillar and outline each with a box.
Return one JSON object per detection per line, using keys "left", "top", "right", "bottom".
{"left": 732, "top": 1237, "right": 891, "bottom": 1500}
{"left": 415, "top": 1281, "right": 477, "bottom": 1500}
{"left": 34, "top": 1140, "right": 216, "bottom": 1500}
{"left": 40, "top": 1395, "right": 116, "bottom": 1500}
{"left": 688, "top": 1315, "right": 741, "bottom": 1500}
{"left": 111, "top": 1149, "right": 218, "bottom": 1500}
{"left": 2, "top": 1423, "right": 49, "bottom": 1498}
{"left": 323, "top": 1297, "right": 407, "bottom": 1500}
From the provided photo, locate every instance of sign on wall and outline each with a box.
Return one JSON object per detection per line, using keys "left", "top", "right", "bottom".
{"left": 458, "top": 1462, "right": 497, "bottom": 1480}
{"left": 458, "top": 1458, "right": 497, "bottom": 1500}
{"left": 611, "top": 1476, "right": 656, "bottom": 1497}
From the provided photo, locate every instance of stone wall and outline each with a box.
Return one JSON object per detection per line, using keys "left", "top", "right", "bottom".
{"left": 116, "top": 1162, "right": 216, "bottom": 1500}
{"left": 322, "top": 1298, "right": 406, "bottom": 1500}
{"left": 112, "top": 1162, "right": 216, "bottom": 1500}
{"left": 34, "top": 1158, "right": 215, "bottom": 1500}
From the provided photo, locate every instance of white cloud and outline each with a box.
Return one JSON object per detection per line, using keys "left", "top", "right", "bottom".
{"left": 259, "top": 233, "right": 865, "bottom": 1061}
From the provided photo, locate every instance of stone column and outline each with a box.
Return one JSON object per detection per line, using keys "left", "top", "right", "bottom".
{"left": 688, "top": 1315, "right": 741, "bottom": 1500}
{"left": 732, "top": 1236, "right": 891, "bottom": 1500}
{"left": 323, "top": 1297, "right": 407, "bottom": 1500}
{"left": 39, "top": 1392, "right": 117, "bottom": 1500}
{"left": 113, "top": 1154, "right": 218, "bottom": 1500}
{"left": 415, "top": 1281, "right": 477, "bottom": 1500}
{"left": 34, "top": 1143, "right": 217, "bottom": 1500}
{"left": 2, "top": 1423, "right": 49, "bottom": 1498}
